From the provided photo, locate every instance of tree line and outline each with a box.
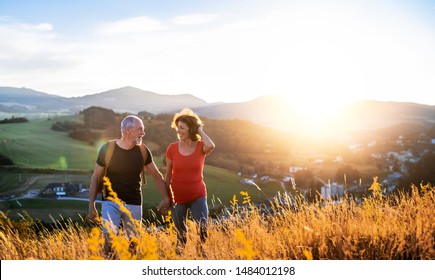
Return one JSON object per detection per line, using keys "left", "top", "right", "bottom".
{"left": 48, "top": 106, "right": 435, "bottom": 195}
{"left": 50, "top": 106, "right": 294, "bottom": 177}
{"left": 0, "top": 116, "right": 29, "bottom": 124}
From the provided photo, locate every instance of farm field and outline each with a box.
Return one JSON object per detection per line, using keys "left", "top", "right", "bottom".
{"left": 0, "top": 164, "right": 280, "bottom": 223}
{"left": 0, "top": 116, "right": 98, "bottom": 170}
{"left": 1, "top": 183, "right": 433, "bottom": 260}
{"left": 1, "top": 117, "right": 276, "bottom": 223}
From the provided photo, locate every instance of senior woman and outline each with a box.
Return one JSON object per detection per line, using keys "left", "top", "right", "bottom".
{"left": 164, "top": 108, "right": 215, "bottom": 254}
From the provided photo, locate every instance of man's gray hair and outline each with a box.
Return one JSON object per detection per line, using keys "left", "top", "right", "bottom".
{"left": 121, "top": 115, "right": 143, "bottom": 134}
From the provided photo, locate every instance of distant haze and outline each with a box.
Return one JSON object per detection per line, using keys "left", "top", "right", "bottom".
{"left": 0, "top": 86, "right": 433, "bottom": 136}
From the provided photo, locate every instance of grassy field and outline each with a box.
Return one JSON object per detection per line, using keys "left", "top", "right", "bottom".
{"left": 1, "top": 184, "right": 433, "bottom": 260}
{"left": 1, "top": 198, "right": 91, "bottom": 224}
{"left": 0, "top": 170, "right": 92, "bottom": 193}
{"left": 0, "top": 164, "right": 279, "bottom": 223}
{"left": 1, "top": 117, "right": 279, "bottom": 222}
{"left": 1, "top": 116, "right": 434, "bottom": 261}
{"left": 0, "top": 116, "right": 98, "bottom": 170}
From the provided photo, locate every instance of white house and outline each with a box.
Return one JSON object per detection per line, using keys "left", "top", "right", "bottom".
{"left": 321, "top": 183, "right": 344, "bottom": 199}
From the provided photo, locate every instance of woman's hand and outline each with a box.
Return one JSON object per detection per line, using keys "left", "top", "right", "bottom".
{"left": 157, "top": 196, "right": 171, "bottom": 214}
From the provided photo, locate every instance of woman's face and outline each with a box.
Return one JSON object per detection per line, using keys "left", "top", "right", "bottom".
{"left": 176, "top": 121, "right": 190, "bottom": 141}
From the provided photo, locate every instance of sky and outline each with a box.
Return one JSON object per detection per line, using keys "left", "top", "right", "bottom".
{"left": 1, "top": 0, "right": 435, "bottom": 112}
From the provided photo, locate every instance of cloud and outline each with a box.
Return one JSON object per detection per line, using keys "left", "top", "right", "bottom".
{"left": 95, "top": 16, "right": 165, "bottom": 36}
{"left": 172, "top": 14, "right": 218, "bottom": 26}
{"left": 1, "top": 4, "right": 435, "bottom": 104}
{"left": 26, "top": 22, "right": 53, "bottom": 32}
{"left": 0, "top": 18, "right": 84, "bottom": 94}
{"left": 0, "top": 19, "right": 59, "bottom": 58}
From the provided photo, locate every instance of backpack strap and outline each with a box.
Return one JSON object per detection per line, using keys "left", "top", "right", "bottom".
{"left": 104, "top": 140, "right": 116, "bottom": 167}
{"left": 139, "top": 144, "right": 148, "bottom": 186}
{"left": 98, "top": 139, "right": 116, "bottom": 195}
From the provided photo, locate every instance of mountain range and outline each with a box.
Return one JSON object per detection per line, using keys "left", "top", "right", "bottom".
{"left": 0, "top": 86, "right": 208, "bottom": 114}
{"left": 1, "top": 86, "right": 434, "bottom": 133}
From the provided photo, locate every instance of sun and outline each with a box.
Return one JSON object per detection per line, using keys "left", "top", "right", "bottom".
{"left": 278, "top": 94, "right": 349, "bottom": 136}
{"left": 259, "top": 40, "right": 365, "bottom": 135}
{"left": 292, "top": 95, "right": 349, "bottom": 124}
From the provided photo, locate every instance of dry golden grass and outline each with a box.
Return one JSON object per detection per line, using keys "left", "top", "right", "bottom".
{"left": 1, "top": 179, "right": 434, "bottom": 260}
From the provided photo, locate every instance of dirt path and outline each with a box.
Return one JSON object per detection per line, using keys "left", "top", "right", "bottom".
{"left": 0, "top": 174, "right": 59, "bottom": 196}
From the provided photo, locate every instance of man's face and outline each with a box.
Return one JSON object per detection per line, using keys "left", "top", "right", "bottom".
{"left": 129, "top": 120, "right": 145, "bottom": 145}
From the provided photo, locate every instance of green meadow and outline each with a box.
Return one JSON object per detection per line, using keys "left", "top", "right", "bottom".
{"left": 0, "top": 117, "right": 281, "bottom": 223}
{"left": 0, "top": 116, "right": 98, "bottom": 170}
{"left": 0, "top": 164, "right": 277, "bottom": 223}
{"left": 1, "top": 198, "right": 90, "bottom": 222}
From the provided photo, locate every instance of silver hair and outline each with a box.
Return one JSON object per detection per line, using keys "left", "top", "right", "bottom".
{"left": 121, "top": 115, "right": 143, "bottom": 134}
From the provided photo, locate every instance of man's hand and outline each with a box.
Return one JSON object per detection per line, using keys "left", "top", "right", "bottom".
{"left": 86, "top": 208, "right": 100, "bottom": 223}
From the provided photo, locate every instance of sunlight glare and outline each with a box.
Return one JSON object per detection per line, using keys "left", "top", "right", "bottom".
{"left": 256, "top": 8, "right": 370, "bottom": 134}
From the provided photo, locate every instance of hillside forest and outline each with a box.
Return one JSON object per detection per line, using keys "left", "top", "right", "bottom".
{"left": 38, "top": 106, "right": 435, "bottom": 195}
{"left": 0, "top": 106, "right": 434, "bottom": 261}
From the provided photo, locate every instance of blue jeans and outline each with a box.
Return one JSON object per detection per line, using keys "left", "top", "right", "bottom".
{"left": 101, "top": 200, "right": 142, "bottom": 237}
{"left": 101, "top": 201, "right": 142, "bottom": 257}
{"left": 171, "top": 196, "right": 208, "bottom": 246}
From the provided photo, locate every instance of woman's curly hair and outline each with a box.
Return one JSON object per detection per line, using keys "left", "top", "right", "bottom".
{"left": 171, "top": 108, "right": 203, "bottom": 141}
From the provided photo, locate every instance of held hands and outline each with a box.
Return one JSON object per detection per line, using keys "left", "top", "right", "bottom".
{"left": 157, "top": 196, "right": 171, "bottom": 214}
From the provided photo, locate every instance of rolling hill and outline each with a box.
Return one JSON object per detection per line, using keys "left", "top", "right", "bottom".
{"left": 0, "top": 86, "right": 209, "bottom": 115}
{"left": 1, "top": 86, "right": 434, "bottom": 133}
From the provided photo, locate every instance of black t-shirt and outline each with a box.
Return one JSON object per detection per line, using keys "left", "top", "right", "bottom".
{"left": 97, "top": 142, "right": 152, "bottom": 205}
